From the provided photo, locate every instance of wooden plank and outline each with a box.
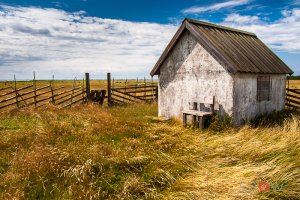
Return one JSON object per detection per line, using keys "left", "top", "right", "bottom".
{"left": 286, "top": 103, "right": 300, "bottom": 110}
{"left": 0, "top": 88, "right": 80, "bottom": 110}
{"left": 137, "top": 93, "right": 157, "bottom": 98}
{"left": 111, "top": 93, "right": 135, "bottom": 102}
{"left": 0, "top": 100, "right": 18, "bottom": 109}
{"left": 183, "top": 113, "right": 187, "bottom": 128}
{"left": 286, "top": 98, "right": 300, "bottom": 106}
{"left": 53, "top": 87, "right": 82, "bottom": 102}
{"left": 33, "top": 72, "right": 37, "bottom": 107}
{"left": 34, "top": 86, "right": 64, "bottom": 99}
{"left": 112, "top": 90, "right": 144, "bottom": 101}
{"left": 112, "top": 85, "right": 157, "bottom": 90}
{"left": 18, "top": 85, "right": 51, "bottom": 97}
{"left": 0, "top": 85, "right": 33, "bottom": 98}
{"left": 62, "top": 97, "right": 85, "bottom": 108}
{"left": 0, "top": 86, "right": 11, "bottom": 91}
{"left": 287, "top": 89, "right": 300, "bottom": 95}
{"left": 121, "top": 83, "right": 157, "bottom": 87}
{"left": 107, "top": 73, "right": 112, "bottom": 105}
{"left": 286, "top": 93, "right": 300, "bottom": 101}
{"left": 56, "top": 91, "right": 84, "bottom": 105}
{"left": 50, "top": 77, "right": 55, "bottom": 104}
{"left": 182, "top": 110, "right": 212, "bottom": 116}
{"left": 32, "top": 96, "right": 53, "bottom": 105}
{"left": 17, "top": 86, "right": 64, "bottom": 103}
{"left": 126, "top": 89, "right": 157, "bottom": 94}
{"left": 85, "top": 73, "right": 91, "bottom": 101}
{"left": 0, "top": 95, "right": 17, "bottom": 104}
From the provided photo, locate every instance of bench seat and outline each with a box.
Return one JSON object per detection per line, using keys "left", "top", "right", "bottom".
{"left": 182, "top": 110, "right": 212, "bottom": 116}
{"left": 182, "top": 110, "right": 213, "bottom": 130}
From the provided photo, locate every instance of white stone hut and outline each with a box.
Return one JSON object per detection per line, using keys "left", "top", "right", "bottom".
{"left": 150, "top": 18, "right": 294, "bottom": 125}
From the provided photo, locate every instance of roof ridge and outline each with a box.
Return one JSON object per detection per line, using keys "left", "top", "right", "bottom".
{"left": 184, "top": 18, "right": 257, "bottom": 37}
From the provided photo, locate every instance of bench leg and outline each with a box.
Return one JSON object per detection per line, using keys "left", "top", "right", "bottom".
{"left": 192, "top": 115, "right": 197, "bottom": 127}
{"left": 183, "top": 113, "right": 187, "bottom": 128}
{"left": 199, "top": 116, "right": 204, "bottom": 130}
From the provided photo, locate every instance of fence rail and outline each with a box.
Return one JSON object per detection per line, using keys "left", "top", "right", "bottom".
{"left": 1, "top": 72, "right": 157, "bottom": 111}
{"left": 108, "top": 74, "right": 158, "bottom": 105}
{"left": 0, "top": 74, "right": 87, "bottom": 111}
{"left": 286, "top": 89, "right": 300, "bottom": 110}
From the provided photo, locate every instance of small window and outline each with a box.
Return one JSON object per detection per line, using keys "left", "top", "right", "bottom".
{"left": 257, "top": 76, "right": 271, "bottom": 101}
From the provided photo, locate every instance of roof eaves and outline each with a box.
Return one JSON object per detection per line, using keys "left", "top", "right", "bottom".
{"left": 150, "top": 20, "right": 188, "bottom": 76}
{"left": 185, "top": 18, "right": 257, "bottom": 37}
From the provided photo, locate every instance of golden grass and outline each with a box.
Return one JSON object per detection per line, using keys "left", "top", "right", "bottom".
{"left": 288, "top": 80, "right": 300, "bottom": 89}
{"left": 0, "top": 103, "right": 299, "bottom": 199}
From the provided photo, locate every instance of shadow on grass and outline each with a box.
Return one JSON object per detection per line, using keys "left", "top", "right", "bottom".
{"left": 206, "top": 109, "right": 300, "bottom": 132}
{"left": 250, "top": 109, "right": 300, "bottom": 128}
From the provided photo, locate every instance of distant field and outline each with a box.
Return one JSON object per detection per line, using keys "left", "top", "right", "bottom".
{"left": 0, "top": 79, "right": 150, "bottom": 91}
{"left": 288, "top": 80, "right": 300, "bottom": 89}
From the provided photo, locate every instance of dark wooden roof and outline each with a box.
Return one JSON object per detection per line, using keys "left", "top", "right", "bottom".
{"left": 150, "top": 18, "right": 293, "bottom": 76}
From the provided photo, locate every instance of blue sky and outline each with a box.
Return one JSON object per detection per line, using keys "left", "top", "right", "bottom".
{"left": 0, "top": 0, "right": 299, "bottom": 79}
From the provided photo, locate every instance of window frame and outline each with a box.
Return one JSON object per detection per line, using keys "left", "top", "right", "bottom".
{"left": 257, "top": 76, "right": 271, "bottom": 102}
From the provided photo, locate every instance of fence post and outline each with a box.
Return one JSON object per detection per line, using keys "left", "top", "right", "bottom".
{"left": 85, "top": 73, "right": 91, "bottom": 102}
{"left": 14, "top": 74, "right": 19, "bottom": 108}
{"left": 70, "top": 78, "right": 76, "bottom": 107}
{"left": 33, "top": 72, "right": 37, "bottom": 107}
{"left": 155, "top": 84, "right": 158, "bottom": 99}
{"left": 50, "top": 75, "right": 55, "bottom": 104}
{"left": 287, "top": 75, "right": 292, "bottom": 108}
{"left": 82, "top": 78, "right": 85, "bottom": 104}
{"left": 144, "top": 77, "right": 146, "bottom": 101}
{"left": 107, "top": 73, "right": 112, "bottom": 106}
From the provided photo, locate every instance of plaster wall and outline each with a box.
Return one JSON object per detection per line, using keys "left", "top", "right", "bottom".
{"left": 158, "top": 31, "right": 234, "bottom": 119}
{"left": 233, "top": 73, "right": 286, "bottom": 125}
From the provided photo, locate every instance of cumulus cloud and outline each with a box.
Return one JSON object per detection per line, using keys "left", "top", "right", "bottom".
{"left": 182, "top": 0, "right": 251, "bottom": 14}
{"left": 0, "top": 5, "right": 177, "bottom": 79}
{"left": 222, "top": 9, "right": 300, "bottom": 53}
{"left": 224, "top": 13, "right": 261, "bottom": 24}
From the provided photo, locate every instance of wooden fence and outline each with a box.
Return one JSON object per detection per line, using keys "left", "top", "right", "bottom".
{"left": 107, "top": 73, "right": 158, "bottom": 105}
{"left": 0, "top": 72, "right": 157, "bottom": 111}
{"left": 0, "top": 73, "right": 88, "bottom": 111}
{"left": 286, "top": 88, "right": 300, "bottom": 110}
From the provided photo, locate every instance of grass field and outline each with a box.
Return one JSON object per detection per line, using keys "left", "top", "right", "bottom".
{"left": 0, "top": 103, "right": 299, "bottom": 199}
{"left": 0, "top": 79, "right": 155, "bottom": 91}
{"left": 288, "top": 80, "right": 300, "bottom": 89}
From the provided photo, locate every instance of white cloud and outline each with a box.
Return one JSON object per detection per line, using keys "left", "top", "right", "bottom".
{"left": 222, "top": 9, "right": 300, "bottom": 53}
{"left": 224, "top": 13, "right": 261, "bottom": 24}
{"left": 293, "top": 0, "right": 300, "bottom": 5}
{"left": 182, "top": 0, "right": 251, "bottom": 14}
{"left": 0, "top": 5, "right": 177, "bottom": 80}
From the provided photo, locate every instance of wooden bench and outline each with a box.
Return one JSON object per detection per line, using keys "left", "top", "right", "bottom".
{"left": 182, "top": 96, "right": 215, "bottom": 130}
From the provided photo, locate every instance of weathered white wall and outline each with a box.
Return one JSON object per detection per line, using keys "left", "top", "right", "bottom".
{"left": 233, "top": 73, "right": 286, "bottom": 125}
{"left": 158, "top": 31, "right": 234, "bottom": 119}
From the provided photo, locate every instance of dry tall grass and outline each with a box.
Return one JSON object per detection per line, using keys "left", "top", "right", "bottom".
{"left": 0, "top": 103, "right": 299, "bottom": 199}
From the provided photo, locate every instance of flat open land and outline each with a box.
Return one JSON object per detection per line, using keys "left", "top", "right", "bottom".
{"left": 0, "top": 103, "right": 299, "bottom": 199}
{"left": 288, "top": 80, "right": 300, "bottom": 89}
